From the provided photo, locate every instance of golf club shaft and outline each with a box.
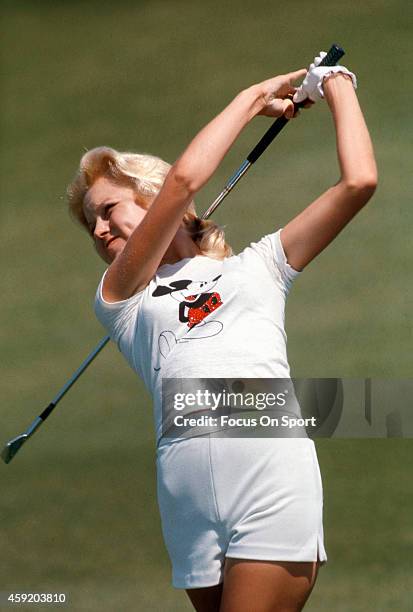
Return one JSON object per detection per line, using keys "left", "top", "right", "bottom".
{"left": 32, "top": 334, "right": 111, "bottom": 427}
{"left": 202, "top": 44, "right": 344, "bottom": 219}
{"left": 2, "top": 44, "right": 344, "bottom": 463}
{"left": 202, "top": 159, "right": 251, "bottom": 220}
{"left": 1, "top": 336, "right": 111, "bottom": 463}
{"left": 5, "top": 329, "right": 110, "bottom": 453}
{"left": 40, "top": 335, "right": 110, "bottom": 421}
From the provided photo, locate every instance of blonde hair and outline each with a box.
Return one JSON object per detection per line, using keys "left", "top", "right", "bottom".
{"left": 67, "top": 146, "right": 232, "bottom": 260}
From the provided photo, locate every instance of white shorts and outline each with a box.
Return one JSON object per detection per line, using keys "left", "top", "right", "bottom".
{"left": 156, "top": 435, "right": 327, "bottom": 589}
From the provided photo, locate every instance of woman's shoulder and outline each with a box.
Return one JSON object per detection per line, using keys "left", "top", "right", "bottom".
{"left": 238, "top": 229, "right": 301, "bottom": 290}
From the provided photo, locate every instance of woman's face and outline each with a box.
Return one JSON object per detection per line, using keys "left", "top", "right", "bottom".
{"left": 83, "top": 176, "right": 147, "bottom": 264}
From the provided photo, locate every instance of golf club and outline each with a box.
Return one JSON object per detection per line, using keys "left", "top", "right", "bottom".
{"left": 1, "top": 336, "right": 110, "bottom": 464}
{"left": 202, "top": 43, "right": 344, "bottom": 218}
{"left": 2, "top": 44, "right": 344, "bottom": 464}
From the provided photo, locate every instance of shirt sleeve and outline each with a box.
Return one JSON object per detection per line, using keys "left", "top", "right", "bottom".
{"left": 94, "top": 269, "right": 145, "bottom": 344}
{"left": 248, "top": 229, "right": 301, "bottom": 294}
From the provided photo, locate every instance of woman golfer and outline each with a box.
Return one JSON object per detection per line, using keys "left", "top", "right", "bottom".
{"left": 68, "top": 54, "right": 376, "bottom": 611}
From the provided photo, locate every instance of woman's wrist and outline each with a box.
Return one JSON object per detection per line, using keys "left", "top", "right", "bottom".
{"left": 241, "top": 84, "right": 267, "bottom": 119}
{"left": 323, "top": 73, "right": 355, "bottom": 105}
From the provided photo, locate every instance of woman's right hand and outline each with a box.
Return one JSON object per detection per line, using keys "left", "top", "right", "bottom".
{"left": 255, "top": 69, "right": 307, "bottom": 119}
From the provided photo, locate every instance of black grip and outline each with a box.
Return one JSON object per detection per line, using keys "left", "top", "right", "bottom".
{"left": 293, "top": 43, "right": 345, "bottom": 111}
{"left": 318, "top": 44, "right": 345, "bottom": 67}
{"left": 247, "top": 116, "right": 290, "bottom": 163}
{"left": 247, "top": 44, "right": 345, "bottom": 164}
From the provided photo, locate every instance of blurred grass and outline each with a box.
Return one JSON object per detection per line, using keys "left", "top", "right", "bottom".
{"left": 1, "top": 1, "right": 412, "bottom": 610}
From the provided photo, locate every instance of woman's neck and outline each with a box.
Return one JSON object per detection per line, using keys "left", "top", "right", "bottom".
{"left": 160, "top": 227, "right": 201, "bottom": 265}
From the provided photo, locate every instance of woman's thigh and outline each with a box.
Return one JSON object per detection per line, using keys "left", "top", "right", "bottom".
{"left": 186, "top": 583, "right": 223, "bottom": 612}
{"left": 219, "top": 558, "right": 320, "bottom": 612}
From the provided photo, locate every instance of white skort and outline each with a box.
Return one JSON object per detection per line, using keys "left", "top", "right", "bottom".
{"left": 156, "top": 435, "right": 327, "bottom": 589}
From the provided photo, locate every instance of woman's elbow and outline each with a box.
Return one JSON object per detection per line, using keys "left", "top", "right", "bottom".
{"left": 342, "top": 171, "right": 378, "bottom": 203}
{"left": 169, "top": 164, "right": 201, "bottom": 196}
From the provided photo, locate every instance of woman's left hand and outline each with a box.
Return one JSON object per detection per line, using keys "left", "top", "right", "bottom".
{"left": 256, "top": 69, "right": 307, "bottom": 118}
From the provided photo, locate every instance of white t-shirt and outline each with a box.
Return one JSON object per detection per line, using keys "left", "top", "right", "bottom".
{"left": 94, "top": 229, "right": 300, "bottom": 442}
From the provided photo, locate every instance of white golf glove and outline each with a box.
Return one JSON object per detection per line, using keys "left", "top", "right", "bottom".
{"left": 293, "top": 51, "right": 357, "bottom": 103}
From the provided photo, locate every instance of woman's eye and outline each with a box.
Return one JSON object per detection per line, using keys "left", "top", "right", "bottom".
{"left": 105, "top": 204, "right": 115, "bottom": 217}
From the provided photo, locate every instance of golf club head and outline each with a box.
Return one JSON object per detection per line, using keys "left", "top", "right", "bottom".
{"left": 1, "top": 434, "right": 28, "bottom": 464}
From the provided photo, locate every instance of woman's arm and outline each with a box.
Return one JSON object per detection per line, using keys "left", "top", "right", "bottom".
{"left": 103, "top": 69, "right": 306, "bottom": 301}
{"left": 281, "top": 73, "right": 378, "bottom": 271}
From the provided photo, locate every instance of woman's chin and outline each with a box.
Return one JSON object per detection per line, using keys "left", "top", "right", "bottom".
{"left": 108, "top": 242, "right": 125, "bottom": 262}
{"left": 97, "top": 243, "right": 122, "bottom": 264}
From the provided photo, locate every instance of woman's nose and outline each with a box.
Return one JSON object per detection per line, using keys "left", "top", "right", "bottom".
{"left": 93, "top": 217, "right": 109, "bottom": 240}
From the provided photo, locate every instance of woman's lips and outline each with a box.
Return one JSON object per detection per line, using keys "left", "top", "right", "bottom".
{"left": 105, "top": 237, "right": 118, "bottom": 248}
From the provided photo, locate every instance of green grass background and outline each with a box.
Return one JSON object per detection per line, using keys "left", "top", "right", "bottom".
{"left": 1, "top": 1, "right": 412, "bottom": 610}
